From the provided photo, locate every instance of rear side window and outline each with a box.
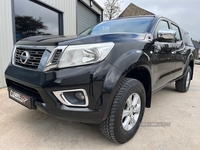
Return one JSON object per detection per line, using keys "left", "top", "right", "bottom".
{"left": 181, "top": 28, "right": 193, "bottom": 46}
{"left": 155, "top": 20, "right": 169, "bottom": 37}
{"left": 171, "top": 24, "right": 181, "bottom": 41}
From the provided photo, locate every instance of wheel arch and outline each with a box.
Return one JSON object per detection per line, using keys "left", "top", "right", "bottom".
{"left": 102, "top": 51, "right": 152, "bottom": 121}
{"left": 125, "top": 66, "right": 152, "bottom": 108}
{"left": 185, "top": 51, "right": 195, "bottom": 80}
{"left": 189, "top": 59, "right": 194, "bottom": 80}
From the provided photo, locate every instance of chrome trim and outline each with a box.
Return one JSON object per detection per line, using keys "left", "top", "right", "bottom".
{"left": 12, "top": 45, "right": 56, "bottom": 71}
{"left": 44, "top": 45, "right": 68, "bottom": 71}
{"left": 12, "top": 46, "right": 17, "bottom": 66}
{"left": 53, "top": 89, "right": 89, "bottom": 107}
{"left": 158, "top": 28, "right": 176, "bottom": 40}
{"left": 20, "top": 51, "right": 30, "bottom": 64}
{"left": 12, "top": 45, "right": 67, "bottom": 72}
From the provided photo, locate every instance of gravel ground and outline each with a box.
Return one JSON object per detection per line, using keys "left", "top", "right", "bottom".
{"left": 0, "top": 65, "right": 200, "bottom": 150}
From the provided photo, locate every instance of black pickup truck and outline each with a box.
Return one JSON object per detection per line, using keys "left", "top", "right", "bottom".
{"left": 5, "top": 15, "right": 195, "bottom": 143}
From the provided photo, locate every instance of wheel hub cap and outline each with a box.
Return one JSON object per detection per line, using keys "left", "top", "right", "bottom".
{"left": 121, "top": 93, "right": 141, "bottom": 131}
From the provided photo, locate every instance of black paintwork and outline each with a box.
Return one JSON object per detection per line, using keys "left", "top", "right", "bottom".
{"left": 5, "top": 15, "right": 195, "bottom": 124}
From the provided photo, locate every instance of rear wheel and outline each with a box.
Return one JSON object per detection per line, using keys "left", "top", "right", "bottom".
{"left": 99, "top": 78, "right": 146, "bottom": 144}
{"left": 175, "top": 66, "right": 192, "bottom": 92}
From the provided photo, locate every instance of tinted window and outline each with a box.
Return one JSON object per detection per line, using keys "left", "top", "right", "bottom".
{"left": 181, "top": 28, "right": 193, "bottom": 46}
{"left": 171, "top": 24, "right": 181, "bottom": 41}
{"left": 155, "top": 20, "right": 169, "bottom": 37}
{"left": 81, "top": 17, "right": 153, "bottom": 35}
{"left": 14, "top": 0, "right": 63, "bottom": 42}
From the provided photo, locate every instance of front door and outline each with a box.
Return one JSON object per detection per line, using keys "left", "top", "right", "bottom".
{"left": 151, "top": 20, "right": 176, "bottom": 91}
{"left": 152, "top": 41, "right": 176, "bottom": 91}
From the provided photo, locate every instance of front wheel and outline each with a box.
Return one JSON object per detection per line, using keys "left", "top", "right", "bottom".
{"left": 99, "top": 78, "right": 146, "bottom": 144}
{"left": 175, "top": 66, "right": 192, "bottom": 92}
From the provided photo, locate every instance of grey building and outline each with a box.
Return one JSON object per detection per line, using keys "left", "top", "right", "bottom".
{"left": 0, "top": 0, "right": 103, "bottom": 88}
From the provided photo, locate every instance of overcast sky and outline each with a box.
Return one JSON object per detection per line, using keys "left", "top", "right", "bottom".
{"left": 95, "top": 0, "right": 200, "bottom": 41}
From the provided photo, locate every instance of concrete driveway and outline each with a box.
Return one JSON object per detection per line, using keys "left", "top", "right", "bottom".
{"left": 0, "top": 65, "right": 200, "bottom": 150}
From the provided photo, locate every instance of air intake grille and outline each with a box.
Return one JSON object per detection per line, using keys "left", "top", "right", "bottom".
{"left": 51, "top": 49, "right": 62, "bottom": 64}
{"left": 15, "top": 48, "right": 45, "bottom": 69}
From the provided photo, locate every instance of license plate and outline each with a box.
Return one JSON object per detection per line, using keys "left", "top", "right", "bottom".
{"left": 9, "top": 88, "right": 34, "bottom": 109}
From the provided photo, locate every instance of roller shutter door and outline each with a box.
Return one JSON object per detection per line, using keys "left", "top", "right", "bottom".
{"left": 77, "top": 2, "right": 98, "bottom": 34}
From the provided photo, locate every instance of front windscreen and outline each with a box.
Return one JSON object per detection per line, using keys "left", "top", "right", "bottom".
{"left": 80, "top": 17, "right": 154, "bottom": 35}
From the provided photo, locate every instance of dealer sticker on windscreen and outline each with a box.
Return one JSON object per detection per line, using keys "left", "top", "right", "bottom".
{"left": 9, "top": 89, "right": 30, "bottom": 105}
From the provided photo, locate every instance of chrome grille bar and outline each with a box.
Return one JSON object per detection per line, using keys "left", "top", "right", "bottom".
{"left": 14, "top": 48, "right": 45, "bottom": 69}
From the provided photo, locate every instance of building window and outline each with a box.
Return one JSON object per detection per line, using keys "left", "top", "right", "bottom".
{"left": 14, "top": 0, "right": 63, "bottom": 42}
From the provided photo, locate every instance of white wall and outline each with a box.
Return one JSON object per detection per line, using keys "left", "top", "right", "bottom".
{"left": 0, "top": 0, "right": 14, "bottom": 88}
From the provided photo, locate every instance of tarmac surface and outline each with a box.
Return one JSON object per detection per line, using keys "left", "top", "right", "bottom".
{"left": 0, "top": 65, "right": 200, "bottom": 150}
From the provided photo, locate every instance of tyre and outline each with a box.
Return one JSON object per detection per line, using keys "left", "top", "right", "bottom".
{"left": 99, "top": 78, "right": 146, "bottom": 144}
{"left": 175, "top": 66, "right": 192, "bottom": 92}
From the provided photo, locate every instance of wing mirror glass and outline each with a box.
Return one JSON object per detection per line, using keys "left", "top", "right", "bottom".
{"left": 157, "top": 28, "right": 176, "bottom": 41}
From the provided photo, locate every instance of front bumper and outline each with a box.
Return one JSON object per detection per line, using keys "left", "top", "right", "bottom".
{"left": 5, "top": 61, "right": 114, "bottom": 124}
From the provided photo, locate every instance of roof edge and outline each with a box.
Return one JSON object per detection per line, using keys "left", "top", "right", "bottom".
{"left": 119, "top": 2, "right": 154, "bottom": 17}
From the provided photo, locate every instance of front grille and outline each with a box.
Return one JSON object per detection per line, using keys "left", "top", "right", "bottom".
{"left": 51, "top": 49, "right": 62, "bottom": 64}
{"left": 15, "top": 48, "right": 45, "bottom": 69}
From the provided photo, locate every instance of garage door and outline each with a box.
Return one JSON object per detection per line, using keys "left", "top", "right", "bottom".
{"left": 77, "top": 2, "right": 99, "bottom": 34}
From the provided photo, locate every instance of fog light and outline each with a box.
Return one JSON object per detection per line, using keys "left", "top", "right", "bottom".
{"left": 53, "top": 89, "right": 89, "bottom": 107}
{"left": 75, "top": 92, "right": 85, "bottom": 101}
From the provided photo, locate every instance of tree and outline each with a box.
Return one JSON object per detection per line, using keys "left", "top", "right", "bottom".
{"left": 15, "top": 15, "right": 50, "bottom": 41}
{"left": 103, "top": 0, "right": 121, "bottom": 20}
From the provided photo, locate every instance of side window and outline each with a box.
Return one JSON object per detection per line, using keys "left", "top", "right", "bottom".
{"left": 155, "top": 20, "right": 169, "bottom": 37}
{"left": 181, "top": 28, "right": 193, "bottom": 46}
{"left": 171, "top": 24, "right": 181, "bottom": 41}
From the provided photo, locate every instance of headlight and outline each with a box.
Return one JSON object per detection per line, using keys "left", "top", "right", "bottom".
{"left": 58, "top": 42, "right": 115, "bottom": 68}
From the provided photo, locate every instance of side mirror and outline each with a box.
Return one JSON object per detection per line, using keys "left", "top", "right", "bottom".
{"left": 157, "top": 28, "right": 176, "bottom": 41}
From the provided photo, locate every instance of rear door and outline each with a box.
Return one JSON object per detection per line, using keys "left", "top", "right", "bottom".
{"left": 170, "top": 24, "right": 189, "bottom": 79}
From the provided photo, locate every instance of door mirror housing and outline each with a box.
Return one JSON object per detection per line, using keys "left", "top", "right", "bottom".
{"left": 157, "top": 28, "right": 176, "bottom": 41}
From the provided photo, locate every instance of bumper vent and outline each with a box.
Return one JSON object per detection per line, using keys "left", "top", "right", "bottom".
{"left": 14, "top": 48, "right": 45, "bottom": 69}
